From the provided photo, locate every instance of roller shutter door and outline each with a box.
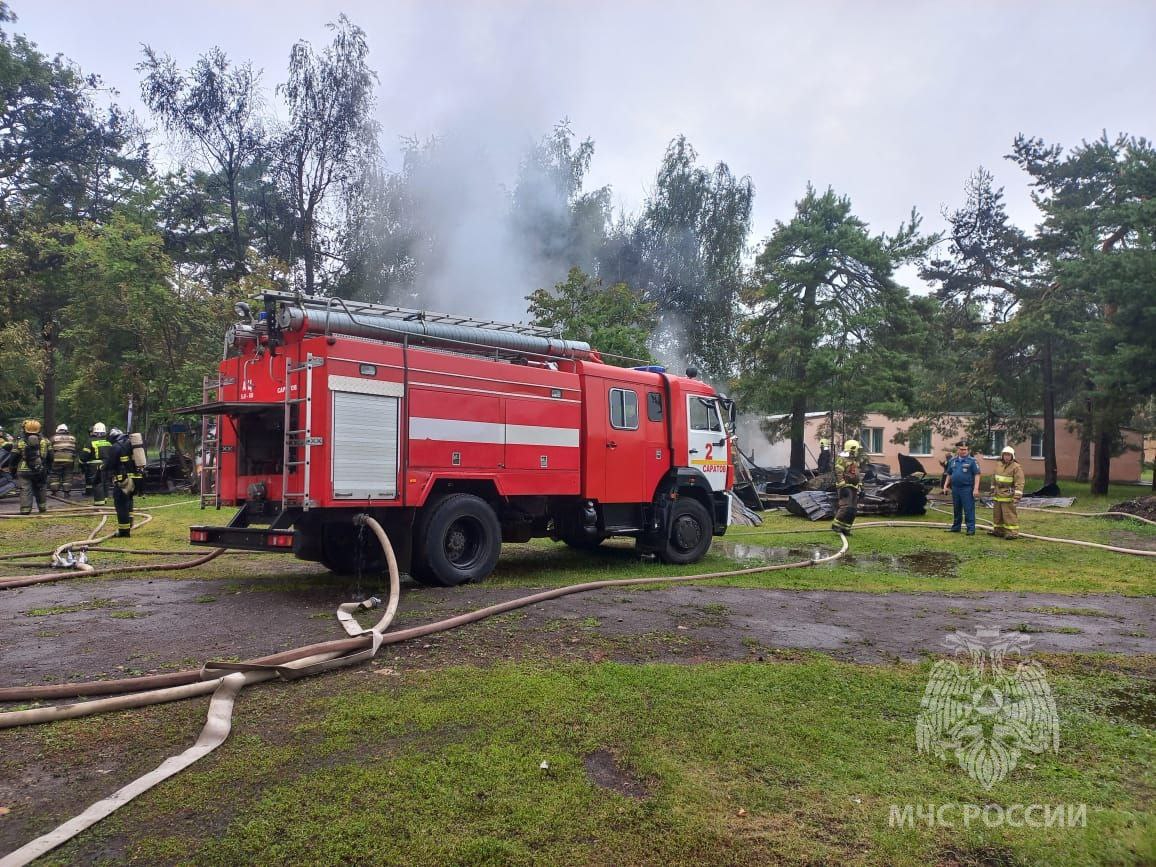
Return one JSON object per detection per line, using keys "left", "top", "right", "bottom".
{"left": 331, "top": 391, "right": 399, "bottom": 499}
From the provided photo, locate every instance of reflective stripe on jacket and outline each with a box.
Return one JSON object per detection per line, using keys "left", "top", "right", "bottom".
{"left": 835, "top": 454, "right": 865, "bottom": 490}
{"left": 991, "top": 461, "right": 1025, "bottom": 502}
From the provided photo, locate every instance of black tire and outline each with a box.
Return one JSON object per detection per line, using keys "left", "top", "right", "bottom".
{"left": 656, "top": 498, "right": 713, "bottom": 565}
{"left": 413, "top": 494, "right": 501, "bottom": 587}
{"left": 319, "top": 522, "right": 384, "bottom": 576}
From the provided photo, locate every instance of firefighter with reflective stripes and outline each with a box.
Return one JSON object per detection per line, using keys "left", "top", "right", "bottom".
{"left": 81, "top": 423, "right": 112, "bottom": 506}
{"left": 103, "top": 428, "right": 140, "bottom": 537}
{"left": 4, "top": 419, "right": 51, "bottom": 514}
{"left": 831, "top": 439, "right": 867, "bottom": 536}
{"left": 49, "top": 423, "right": 77, "bottom": 496}
{"left": 988, "top": 445, "right": 1025, "bottom": 539}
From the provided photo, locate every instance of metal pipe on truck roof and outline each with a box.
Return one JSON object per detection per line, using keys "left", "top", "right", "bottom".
{"left": 275, "top": 303, "right": 594, "bottom": 359}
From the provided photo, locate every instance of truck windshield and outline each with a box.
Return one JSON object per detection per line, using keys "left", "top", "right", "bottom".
{"left": 690, "top": 397, "right": 722, "bottom": 432}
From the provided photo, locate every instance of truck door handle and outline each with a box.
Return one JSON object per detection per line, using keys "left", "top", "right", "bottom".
{"left": 689, "top": 448, "right": 699, "bottom": 454}
{"left": 606, "top": 441, "right": 617, "bottom": 449}
{"left": 714, "top": 438, "right": 726, "bottom": 446}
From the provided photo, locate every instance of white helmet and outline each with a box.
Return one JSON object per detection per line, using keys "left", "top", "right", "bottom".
{"left": 91, "top": 422, "right": 107, "bottom": 436}
{"left": 1001, "top": 445, "right": 1015, "bottom": 459}
{"left": 56, "top": 424, "right": 69, "bottom": 433}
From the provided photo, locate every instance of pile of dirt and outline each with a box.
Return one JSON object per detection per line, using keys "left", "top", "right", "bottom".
{"left": 1109, "top": 494, "right": 1156, "bottom": 521}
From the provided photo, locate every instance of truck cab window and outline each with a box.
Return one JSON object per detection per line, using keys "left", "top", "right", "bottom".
{"left": 690, "top": 397, "right": 722, "bottom": 432}
{"left": 647, "top": 392, "right": 664, "bottom": 422}
{"left": 609, "top": 388, "right": 639, "bottom": 430}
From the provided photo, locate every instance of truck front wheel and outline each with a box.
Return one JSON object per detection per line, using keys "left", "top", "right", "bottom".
{"left": 413, "top": 494, "right": 501, "bottom": 586}
{"left": 657, "top": 498, "right": 713, "bottom": 565}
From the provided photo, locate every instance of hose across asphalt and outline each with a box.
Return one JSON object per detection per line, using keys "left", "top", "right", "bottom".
{"left": 0, "top": 503, "right": 1150, "bottom": 863}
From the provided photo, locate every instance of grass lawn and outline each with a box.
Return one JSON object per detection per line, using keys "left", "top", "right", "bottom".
{"left": 9, "top": 655, "right": 1152, "bottom": 866}
{"left": 3, "top": 482, "right": 1151, "bottom": 597}
{"left": 1, "top": 486, "right": 1152, "bottom": 865}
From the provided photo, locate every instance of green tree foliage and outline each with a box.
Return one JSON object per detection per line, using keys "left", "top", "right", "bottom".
{"left": 739, "top": 185, "right": 928, "bottom": 469}
{"left": 604, "top": 136, "right": 752, "bottom": 380}
{"left": 510, "top": 121, "right": 611, "bottom": 281}
{"left": 1010, "top": 133, "right": 1156, "bottom": 493}
{"left": 526, "top": 267, "right": 656, "bottom": 366}
{"left": 274, "top": 14, "right": 378, "bottom": 295}
{"left": 138, "top": 46, "right": 267, "bottom": 278}
{"left": 337, "top": 136, "right": 444, "bottom": 306}
{"left": 58, "top": 213, "right": 246, "bottom": 428}
{"left": 918, "top": 169, "right": 1058, "bottom": 472}
{"left": 0, "top": 8, "right": 148, "bottom": 429}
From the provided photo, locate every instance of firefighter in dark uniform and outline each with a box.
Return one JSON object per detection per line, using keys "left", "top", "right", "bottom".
{"left": 104, "top": 428, "right": 140, "bottom": 537}
{"left": 49, "top": 423, "right": 77, "bottom": 496}
{"left": 81, "top": 422, "right": 112, "bottom": 506}
{"left": 942, "top": 440, "right": 981, "bottom": 535}
{"left": 5, "top": 419, "right": 51, "bottom": 514}
{"left": 831, "top": 439, "right": 867, "bottom": 536}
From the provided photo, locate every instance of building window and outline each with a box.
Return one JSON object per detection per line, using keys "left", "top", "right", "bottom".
{"left": 910, "top": 429, "right": 932, "bottom": 456}
{"left": 609, "top": 388, "right": 638, "bottom": 430}
{"left": 989, "top": 430, "right": 1006, "bottom": 456}
{"left": 647, "top": 392, "right": 664, "bottom": 423}
{"left": 1030, "top": 432, "right": 1044, "bottom": 459}
{"left": 858, "top": 427, "right": 884, "bottom": 454}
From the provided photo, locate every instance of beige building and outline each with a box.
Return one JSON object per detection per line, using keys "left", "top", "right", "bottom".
{"left": 740, "top": 412, "right": 1145, "bottom": 483}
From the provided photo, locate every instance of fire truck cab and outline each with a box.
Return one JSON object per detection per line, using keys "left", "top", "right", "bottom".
{"left": 184, "top": 293, "right": 735, "bottom": 586}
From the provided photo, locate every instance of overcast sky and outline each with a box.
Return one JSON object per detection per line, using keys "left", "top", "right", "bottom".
{"left": 13, "top": 1, "right": 1156, "bottom": 268}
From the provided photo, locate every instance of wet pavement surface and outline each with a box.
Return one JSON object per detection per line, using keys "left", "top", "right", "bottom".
{"left": 2, "top": 573, "right": 1153, "bottom": 688}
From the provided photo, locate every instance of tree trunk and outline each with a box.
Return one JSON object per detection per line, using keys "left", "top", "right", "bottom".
{"left": 1075, "top": 436, "right": 1090, "bottom": 482}
{"left": 789, "top": 393, "right": 807, "bottom": 470}
{"left": 1041, "top": 335, "right": 1058, "bottom": 486}
{"left": 41, "top": 324, "right": 56, "bottom": 434}
{"left": 1075, "top": 396, "right": 1093, "bottom": 482}
{"left": 1091, "top": 428, "right": 1112, "bottom": 495}
{"left": 790, "top": 282, "right": 819, "bottom": 470}
{"left": 302, "top": 206, "right": 316, "bottom": 296}
{"left": 228, "top": 170, "right": 246, "bottom": 275}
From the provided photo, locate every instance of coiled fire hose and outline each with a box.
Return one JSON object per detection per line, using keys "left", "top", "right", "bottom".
{"left": 0, "top": 517, "right": 847, "bottom": 866}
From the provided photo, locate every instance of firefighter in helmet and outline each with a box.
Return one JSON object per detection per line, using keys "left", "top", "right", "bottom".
{"left": 104, "top": 428, "right": 140, "bottom": 537}
{"left": 49, "top": 423, "right": 77, "bottom": 496}
{"left": 81, "top": 423, "right": 112, "bottom": 506}
{"left": 831, "top": 439, "right": 867, "bottom": 536}
{"left": 988, "top": 445, "right": 1025, "bottom": 539}
{"left": 4, "top": 419, "right": 52, "bottom": 514}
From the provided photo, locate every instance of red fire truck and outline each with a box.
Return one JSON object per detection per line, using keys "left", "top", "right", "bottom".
{"left": 184, "top": 293, "right": 736, "bottom": 586}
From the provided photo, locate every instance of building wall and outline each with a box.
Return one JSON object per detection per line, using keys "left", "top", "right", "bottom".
{"left": 741, "top": 412, "right": 1145, "bottom": 483}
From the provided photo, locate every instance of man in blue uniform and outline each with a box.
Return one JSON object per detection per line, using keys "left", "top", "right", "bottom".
{"left": 942, "top": 440, "right": 981, "bottom": 535}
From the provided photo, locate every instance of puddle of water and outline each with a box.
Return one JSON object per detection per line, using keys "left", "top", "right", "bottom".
{"left": 718, "top": 542, "right": 959, "bottom": 575}
{"left": 718, "top": 542, "right": 829, "bottom": 562}
{"left": 844, "top": 551, "right": 960, "bottom": 578}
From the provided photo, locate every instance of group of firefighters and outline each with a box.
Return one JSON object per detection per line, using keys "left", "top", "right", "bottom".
{"left": 830, "top": 438, "right": 1026, "bottom": 539}
{"left": 0, "top": 420, "right": 140, "bottom": 537}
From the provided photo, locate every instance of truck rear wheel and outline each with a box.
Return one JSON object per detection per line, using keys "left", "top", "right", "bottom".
{"left": 412, "top": 494, "right": 501, "bottom": 587}
{"left": 657, "top": 498, "right": 713, "bottom": 565}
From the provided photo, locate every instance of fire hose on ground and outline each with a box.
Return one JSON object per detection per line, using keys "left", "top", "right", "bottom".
{"left": 1, "top": 504, "right": 1152, "bottom": 864}
{"left": 0, "top": 516, "right": 847, "bottom": 865}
